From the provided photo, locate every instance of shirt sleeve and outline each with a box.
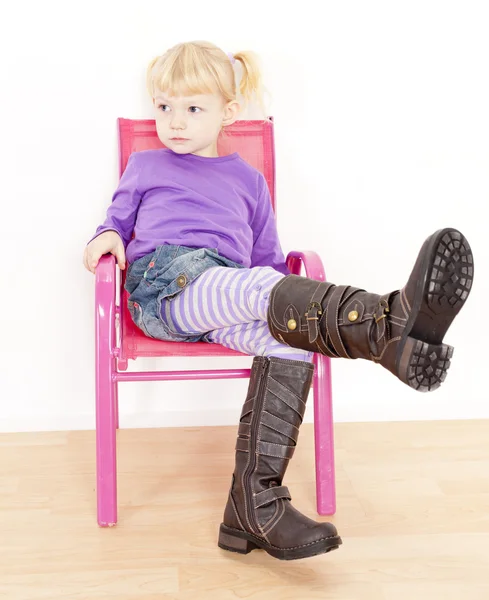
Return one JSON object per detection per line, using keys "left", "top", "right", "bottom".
{"left": 250, "top": 173, "right": 290, "bottom": 276}
{"left": 88, "top": 153, "right": 142, "bottom": 249}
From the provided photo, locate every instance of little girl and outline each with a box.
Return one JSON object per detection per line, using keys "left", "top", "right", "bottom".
{"left": 84, "top": 40, "right": 474, "bottom": 561}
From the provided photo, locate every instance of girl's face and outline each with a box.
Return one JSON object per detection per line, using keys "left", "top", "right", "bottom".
{"left": 153, "top": 91, "right": 240, "bottom": 157}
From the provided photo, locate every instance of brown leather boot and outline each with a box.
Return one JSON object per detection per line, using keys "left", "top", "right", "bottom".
{"left": 218, "top": 356, "right": 342, "bottom": 560}
{"left": 267, "top": 228, "right": 474, "bottom": 392}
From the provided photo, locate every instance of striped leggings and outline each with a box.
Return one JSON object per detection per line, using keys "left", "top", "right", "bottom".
{"left": 160, "top": 266, "right": 314, "bottom": 363}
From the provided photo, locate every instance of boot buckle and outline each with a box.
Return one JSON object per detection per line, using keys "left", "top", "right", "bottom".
{"left": 373, "top": 298, "right": 390, "bottom": 323}
{"left": 305, "top": 302, "right": 322, "bottom": 321}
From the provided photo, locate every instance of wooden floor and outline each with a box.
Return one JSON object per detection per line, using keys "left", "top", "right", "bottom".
{"left": 1, "top": 420, "right": 488, "bottom": 600}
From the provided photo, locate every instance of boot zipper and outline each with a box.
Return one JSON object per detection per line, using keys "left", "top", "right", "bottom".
{"left": 244, "top": 357, "right": 270, "bottom": 535}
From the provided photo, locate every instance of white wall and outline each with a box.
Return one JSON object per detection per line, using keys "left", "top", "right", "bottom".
{"left": 1, "top": 0, "right": 487, "bottom": 433}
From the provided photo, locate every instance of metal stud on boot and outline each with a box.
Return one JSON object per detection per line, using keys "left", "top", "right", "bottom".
{"left": 267, "top": 228, "right": 474, "bottom": 392}
{"left": 218, "top": 356, "right": 342, "bottom": 560}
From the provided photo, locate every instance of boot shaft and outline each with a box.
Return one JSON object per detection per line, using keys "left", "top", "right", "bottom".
{"left": 225, "top": 356, "right": 314, "bottom": 534}
{"left": 266, "top": 274, "right": 393, "bottom": 362}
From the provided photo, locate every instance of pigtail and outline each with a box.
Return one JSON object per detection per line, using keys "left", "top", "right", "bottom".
{"left": 233, "top": 51, "right": 270, "bottom": 121}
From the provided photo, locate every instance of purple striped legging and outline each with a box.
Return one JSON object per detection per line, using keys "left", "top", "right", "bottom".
{"left": 160, "top": 265, "right": 314, "bottom": 363}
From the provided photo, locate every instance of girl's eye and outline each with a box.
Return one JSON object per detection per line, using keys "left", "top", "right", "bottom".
{"left": 158, "top": 104, "right": 170, "bottom": 112}
{"left": 189, "top": 106, "right": 201, "bottom": 113}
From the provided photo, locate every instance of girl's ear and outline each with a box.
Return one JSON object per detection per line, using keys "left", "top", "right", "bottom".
{"left": 222, "top": 100, "right": 241, "bottom": 127}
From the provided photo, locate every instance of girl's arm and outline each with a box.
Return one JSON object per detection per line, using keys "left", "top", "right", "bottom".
{"left": 250, "top": 174, "right": 290, "bottom": 276}
{"left": 88, "top": 153, "right": 143, "bottom": 248}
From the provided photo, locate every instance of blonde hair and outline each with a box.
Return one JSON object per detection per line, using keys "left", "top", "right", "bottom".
{"left": 146, "top": 40, "right": 268, "bottom": 119}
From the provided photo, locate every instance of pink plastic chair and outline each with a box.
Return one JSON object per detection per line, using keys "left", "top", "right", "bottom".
{"left": 94, "top": 117, "right": 337, "bottom": 526}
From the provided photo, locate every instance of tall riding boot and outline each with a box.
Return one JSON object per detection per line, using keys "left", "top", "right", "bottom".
{"left": 218, "top": 356, "right": 342, "bottom": 561}
{"left": 267, "top": 228, "right": 474, "bottom": 392}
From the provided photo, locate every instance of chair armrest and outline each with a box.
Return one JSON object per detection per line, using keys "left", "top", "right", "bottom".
{"left": 286, "top": 250, "right": 327, "bottom": 281}
{"left": 95, "top": 255, "right": 117, "bottom": 324}
{"left": 95, "top": 254, "right": 117, "bottom": 285}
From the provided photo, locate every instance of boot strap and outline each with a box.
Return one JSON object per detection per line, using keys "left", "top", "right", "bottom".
{"left": 306, "top": 282, "right": 338, "bottom": 357}
{"left": 374, "top": 294, "right": 391, "bottom": 323}
{"left": 306, "top": 282, "right": 365, "bottom": 359}
{"left": 237, "top": 413, "right": 299, "bottom": 443}
{"left": 305, "top": 282, "right": 331, "bottom": 343}
{"left": 260, "top": 412, "right": 300, "bottom": 443}
{"left": 253, "top": 485, "right": 291, "bottom": 508}
{"left": 235, "top": 437, "right": 295, "bottom": 460}
{"left": 326, "top": 285, "right": 357, "bottom": 359}
{"left": 368, "top": 292, "right": 393, "bottom": 355}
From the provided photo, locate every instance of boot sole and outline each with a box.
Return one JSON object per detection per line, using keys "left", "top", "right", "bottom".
{"left": 397, "top": 228, "right": 473, "bottom": 392}
{"left": 218, "top": 523, "right": 342, "bottom": 561}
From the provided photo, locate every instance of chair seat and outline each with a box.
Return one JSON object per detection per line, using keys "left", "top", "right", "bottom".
{"left": 120, "top": 290, "right": 248, "bottom": 360}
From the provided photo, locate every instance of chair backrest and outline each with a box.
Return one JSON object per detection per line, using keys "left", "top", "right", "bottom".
{"left": 117, "top": 118, "right": 276, "bottom": 211}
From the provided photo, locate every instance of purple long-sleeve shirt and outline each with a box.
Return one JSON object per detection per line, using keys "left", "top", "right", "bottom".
{"left": 91, "top": 148, "right": 290, "bottom": 276}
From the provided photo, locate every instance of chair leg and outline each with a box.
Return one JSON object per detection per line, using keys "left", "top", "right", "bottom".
{"left": 96, "top": 315, "right": 118, "bottom": 527}
{"left": 313, "top": 354, "right": 337, "bottom": 516}
{"left": 114, "top": 378, "right": 119, "bottom": 430}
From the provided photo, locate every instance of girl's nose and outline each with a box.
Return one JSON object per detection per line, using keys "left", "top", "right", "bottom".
{"left": 170, "top": 113, "right": 186, "bottom": 130}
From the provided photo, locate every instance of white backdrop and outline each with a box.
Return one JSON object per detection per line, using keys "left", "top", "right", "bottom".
{"left": 1, "top": 0, "right": 487, "bottom": 432}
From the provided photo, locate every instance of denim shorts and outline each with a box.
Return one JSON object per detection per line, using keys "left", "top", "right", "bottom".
{"left": 124, "top": 244, "right": 245, "bottom": 341}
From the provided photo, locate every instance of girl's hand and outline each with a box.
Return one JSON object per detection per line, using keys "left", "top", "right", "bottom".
{"left": 83, "top": 231, "right": 126, "bottom": 274}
